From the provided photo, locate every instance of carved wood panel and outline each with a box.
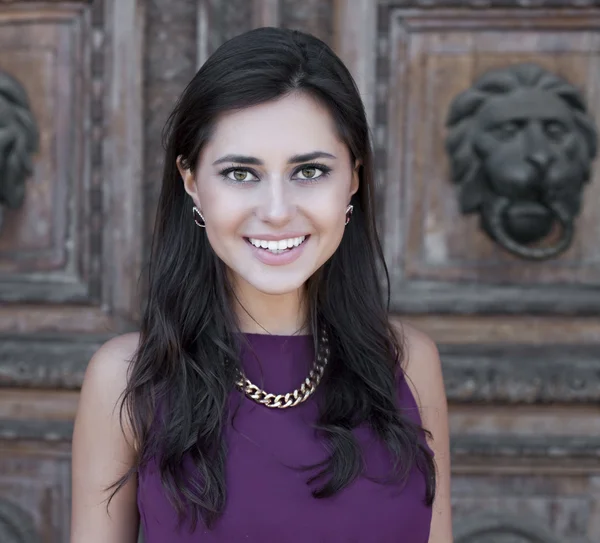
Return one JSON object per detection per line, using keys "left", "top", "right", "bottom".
{"left": 0, "top": 5, "right": 91, "bottom": 298}
{"left": 377, "top": 8, "right": 600, "bottom": 314}
{"left": 0, "top": 1, "right": 599, "bottom": 542}
{"left": 335, "top": 3, "right": 600, "bottom": 542}
{"left": 0, "top": 1, "right": 143, "bottom": 541}
{"left": 452, "top": 472, "right": 600, "bottom": 543}
{"left": 0, "top": 439, "right": 71, "bottom": 543}
{"left": 0, "top": 0, "right": 143, "bottom": 333}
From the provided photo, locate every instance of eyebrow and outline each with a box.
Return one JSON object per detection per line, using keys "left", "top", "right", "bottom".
{"left": 212, "top": 151, "right": 337, "bottom": 166}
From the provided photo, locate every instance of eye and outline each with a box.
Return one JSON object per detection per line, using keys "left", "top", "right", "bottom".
{"left": 220, "top": 168, "right": 259, "bottom": 183}
{"left": 544, "top": 120, "right": 568, "bottom": 142}
{"left": 294, "top": 163, "right": 331, "bottom": 181}
{"left": 491, "top": 121, "right": 522, "bottom": 142}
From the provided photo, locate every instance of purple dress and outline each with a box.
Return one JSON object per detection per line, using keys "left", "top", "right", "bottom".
{"left": 138, "top": 333, "right": 433, "bottom": 542}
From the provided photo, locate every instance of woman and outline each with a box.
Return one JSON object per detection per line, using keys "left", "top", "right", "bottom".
{"left": 71, "top": 27, "right": 452, "bottom": 542}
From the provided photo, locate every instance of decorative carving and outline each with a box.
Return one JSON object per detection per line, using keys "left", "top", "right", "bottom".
{"left": 0, "top": 336, "right": 102, "bottom": 389}
{"left": 0, "top": 71, "right": 39, "bottom": 232}
{"left": 454, "top": 513, "right": 565, "bottom": 543}
{"left": 445, "top": 63, "right": 597, "bottom": 260}
{"left": 0, "top": 499, "right": 40, "bottom": 543}
{"left": 0, "top": 419, "right": 73, "bottom": 442}
{"left": 440, "top": 344, "right": 600, "bottom": 403}
{"left": 451, "top": 434, "right": 600, "bottom": 461}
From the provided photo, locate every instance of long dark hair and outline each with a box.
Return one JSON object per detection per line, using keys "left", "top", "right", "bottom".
{"left": 109, "top": 26, "right": 435, "bottom": 530}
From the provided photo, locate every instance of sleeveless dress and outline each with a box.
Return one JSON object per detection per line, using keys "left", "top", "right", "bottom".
{"left": 138, "top": 333, "right": 433, "bottom": 542}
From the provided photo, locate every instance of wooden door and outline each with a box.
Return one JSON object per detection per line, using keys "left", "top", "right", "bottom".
{"left": 330, "top": 2, "right": 600, "bottom": 542}
{"left": 1, "top": 1, "right": 599, "bottom": 542}
{"left": 0, "top": 1, "right": 143, "bottom": 541}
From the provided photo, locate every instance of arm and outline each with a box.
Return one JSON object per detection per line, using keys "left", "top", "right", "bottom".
{"left": 71, "top": 333, "right": 141, "bottom": 543}
{"left": 403, "top": 325, "right": 453, "bottom": 543}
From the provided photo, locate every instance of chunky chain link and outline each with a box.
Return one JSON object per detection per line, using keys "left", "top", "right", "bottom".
{"left": 235, "top": 329, "right": 329, "bottom": 409}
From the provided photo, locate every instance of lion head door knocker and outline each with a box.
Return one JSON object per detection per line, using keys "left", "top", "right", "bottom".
{"left": 0, "top": 70, "right": 39, "bottom": 232}
{"left": 445, "top": 63, "right": 598, "bottom": 260}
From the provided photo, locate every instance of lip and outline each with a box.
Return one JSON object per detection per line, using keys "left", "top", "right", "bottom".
{"left": 245, "top": 235, "right": 309, "bottom": 266}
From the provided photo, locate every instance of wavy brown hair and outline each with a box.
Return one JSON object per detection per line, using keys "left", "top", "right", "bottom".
{"left": 108, "top": 27, "right": 436, "bottom": 530}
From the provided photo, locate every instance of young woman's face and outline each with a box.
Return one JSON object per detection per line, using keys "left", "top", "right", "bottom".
{"left": 180, "top": 93, "right": 359, "bottom": 296}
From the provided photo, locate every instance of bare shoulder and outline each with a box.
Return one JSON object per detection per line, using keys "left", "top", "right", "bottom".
{"left": 397, "top": 323, "right": 441, "bottom": 378}
{"left": 392, "top": 323, "right": 453, "bottom": 541}
{"left": 393, "top": 321, "right": 445, "bottom": 410}
{"left": 77, "top": 332, "right": 141, "bottom": 449}
{"left": 71, "top": 332, "right": 141, "bottom": 542}
{"left": 83, "top": 332, "right": 140, "bottom": 392}
{"left": 86, "top": 332, "right": 140, "bottom": 374}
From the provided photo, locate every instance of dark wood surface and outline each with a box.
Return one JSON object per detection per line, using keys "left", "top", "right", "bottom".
{"left": 0, "top": 1, "right": 143, "bottom": 541}
{"left": 0, "top": 1, "right": 599, "bottom": 542}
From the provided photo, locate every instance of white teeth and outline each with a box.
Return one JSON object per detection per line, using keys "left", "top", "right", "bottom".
{"left": 248, "top": 236, "right": 307, "bottom": 253}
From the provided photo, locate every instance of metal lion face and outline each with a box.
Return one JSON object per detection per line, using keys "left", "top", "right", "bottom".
{"left": 445, "top": 63, "right": 598, "bottom": 260}
{"left": 0, "top": 71, "right": 39, "bottom": 231}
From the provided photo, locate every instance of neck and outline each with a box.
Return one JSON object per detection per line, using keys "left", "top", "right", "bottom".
{"left": 231, "top": 278, "right": 309, "bottom": 336}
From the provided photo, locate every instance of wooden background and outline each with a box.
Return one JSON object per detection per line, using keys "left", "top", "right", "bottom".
{"left": 0, "top": 1, "right": 599, "bottom": 541}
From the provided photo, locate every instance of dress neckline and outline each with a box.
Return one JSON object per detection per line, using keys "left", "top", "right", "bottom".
{"left": 241, "top": 332, "right": 312, "bottom": 338}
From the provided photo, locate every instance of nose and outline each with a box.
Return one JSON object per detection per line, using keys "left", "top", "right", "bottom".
{"left": 255, "top": 178, "right": 295, "bottom": 226}
{"left": 529, "top": 149, "right": 552, "bottom": 171}
{"left": 526, "top": 122, "right": 554, "bottom": 173}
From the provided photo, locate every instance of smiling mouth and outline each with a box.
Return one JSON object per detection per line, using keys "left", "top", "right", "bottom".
{"left": 245, "top": 235, "right": 309, "bottom": 254}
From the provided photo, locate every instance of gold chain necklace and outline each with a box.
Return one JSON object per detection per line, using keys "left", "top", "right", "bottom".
{"left": 235, "top": 329, "right": 329, "bottom": 409}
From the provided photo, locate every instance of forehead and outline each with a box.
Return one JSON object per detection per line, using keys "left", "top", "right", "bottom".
{"left": 203, "top": 93, "right": 344, "bottom": 160}
{"left": 477, "top": 88, "right": 573, "bottom": 125}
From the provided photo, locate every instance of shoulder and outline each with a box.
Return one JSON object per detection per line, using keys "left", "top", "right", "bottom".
{"left": 391, "top": 322, "right": 454, "bottom": 539}
{"left": 87, "top": 332, "right": 140, "bottom": 368}
{"left": 392, "top": 320, "right": 445, "bottom": 410}
{"left": 71, "top": 333, "right": 142, "bottom": 540}
{"left": 82, "top": 332, "right": 140, "bottom": 394}
{"left": 400, "top": 323, "right": 441, "bottom": 377}
{"left": 77, "top": 332, "right": 141, "bottom": 445}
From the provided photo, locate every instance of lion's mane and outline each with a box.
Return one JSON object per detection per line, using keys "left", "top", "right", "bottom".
{"left": 0, "top": 72, "right": 39, "bottom": 210}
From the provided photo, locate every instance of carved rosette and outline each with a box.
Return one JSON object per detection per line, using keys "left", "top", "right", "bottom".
{"left": 0, "top": 70, "right": 39, "bottom": 232}
{"left": 445, "top": 63, "right": 598, "bottom": 260}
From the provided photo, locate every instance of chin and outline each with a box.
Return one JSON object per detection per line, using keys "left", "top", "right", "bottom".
{"left": 233, "top": 266, "right": 312, "bottom": 296}
{"left": 245, "top": 277, "right": 308, "bottom": 296}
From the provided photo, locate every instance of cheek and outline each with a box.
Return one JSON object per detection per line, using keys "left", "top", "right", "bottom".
{"left": 302, "top": 182, "right": 351, "bottom": 244}
{"left": 308, "top": 199, "right": 346, "bottom": 243}
{"left": 200, "top": 189, "right": 247, "bottom": 248}
{"left": 204, "top": 217, "right": 237, "bottom": 249}
{"left": 558, "top": 135, "right": 579, "bottom": 161}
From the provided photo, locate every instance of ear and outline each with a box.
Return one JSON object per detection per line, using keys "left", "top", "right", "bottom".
{"left": 349, "top": 159, "right": 361, "bottom": 197}
{"left": 177, "top": 155, "right": 201, "bottom": 207}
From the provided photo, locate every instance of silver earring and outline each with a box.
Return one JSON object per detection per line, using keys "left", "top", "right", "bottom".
{"left": 193, "top": 206, "right": 206, "bottom": 228}
{"left": 345, "top": 204, "right": 354, "bottom": 225}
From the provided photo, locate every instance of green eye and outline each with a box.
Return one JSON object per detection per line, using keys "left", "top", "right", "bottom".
{"left": 295, "top": 164, "right": 331, "bottom": 181}
{"left": 221, "top": 168, "right": 258, "bottom": 182}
